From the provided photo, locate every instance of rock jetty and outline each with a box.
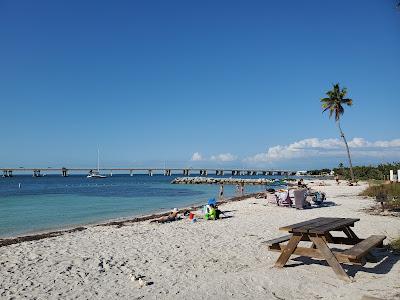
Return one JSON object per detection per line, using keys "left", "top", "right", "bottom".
{"left": 171, "top": 177, "right": 285, "bottom": 185}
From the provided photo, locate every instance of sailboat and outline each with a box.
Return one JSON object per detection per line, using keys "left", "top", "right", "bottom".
{"left": 87, "top": 148, "right": 107, "bottom": 179}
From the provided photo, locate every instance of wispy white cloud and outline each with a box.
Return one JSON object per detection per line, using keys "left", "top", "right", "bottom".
{"left": 245, "top": 137, "right": 400, "bottom": 163}
{"left": 191, "top": 152, "right": 238, "bottom": 162}
{"left": 210, "top": 153, "right": 238, "bottom": 162}
{"left": 191, "top": 152, "right": 203, "bottom": 161}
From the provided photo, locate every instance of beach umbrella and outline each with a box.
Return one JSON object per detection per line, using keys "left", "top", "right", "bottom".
{"left": 208, "top": 198, "right": 216, "bottom": 205}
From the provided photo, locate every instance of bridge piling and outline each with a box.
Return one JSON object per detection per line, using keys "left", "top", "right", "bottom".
{"left": 216, "top": 170, "right": 224, "bottom": 176}
{"left": 2, "top": 170, "right": 13, "bottom": 177}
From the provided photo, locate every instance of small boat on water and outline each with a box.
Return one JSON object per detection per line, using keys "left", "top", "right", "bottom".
{"left": 87, "top": 170, "right": 107, "bottom": 179}
{"left": 87, "top": 149, "right": 107, "bottom": 179}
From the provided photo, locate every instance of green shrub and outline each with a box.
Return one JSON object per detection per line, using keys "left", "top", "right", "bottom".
{"left": 389, "top": 237, "right": 400, "bottom": 254}
{"left": 334, "top": 162, "right": 400, "bottom": 180}
{"left": 361, "top": 182, "right": 400, "bottom": 200}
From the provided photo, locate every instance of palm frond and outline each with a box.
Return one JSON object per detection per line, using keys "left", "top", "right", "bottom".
{"left": 322, "top": 106, "right": 330, "bottom": 113}
{"left": 329, "top": 109, "right": 334, "bottom": 119}
{"left": 335, "top": 106, "right": 344, "bottom": 121}
{"left": 342, "top": 98, "right": 353, "bottom": 106}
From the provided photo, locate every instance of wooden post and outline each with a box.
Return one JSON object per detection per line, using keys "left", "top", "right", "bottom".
{"left": 376, "top": 192, "right": 388, "bottom": 212}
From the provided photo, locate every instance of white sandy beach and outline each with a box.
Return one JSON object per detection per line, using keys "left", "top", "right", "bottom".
{"left": 1, "top": 180, "right": 400, "bottom": 299}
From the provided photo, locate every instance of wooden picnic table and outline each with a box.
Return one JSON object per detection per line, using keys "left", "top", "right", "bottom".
{"left": 266, "top": 217, "right": 386, "bottom": 281}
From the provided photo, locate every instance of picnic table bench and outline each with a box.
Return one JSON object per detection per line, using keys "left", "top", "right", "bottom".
{"left": 265, "top": 217, "right": 386, "bottom": 281}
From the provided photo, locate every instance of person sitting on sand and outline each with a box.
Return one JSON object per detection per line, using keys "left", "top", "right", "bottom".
{"left": 204, "top": 204, "right": 225, "bottom": 220}
{"left": 205, "top": 204, "right": 216, "bottom": 220}
{"left": 297, "top": 179, "right": 307, "bottom": 188}
{"left": 150, "top": 208, "right": 179, "bottom": 223}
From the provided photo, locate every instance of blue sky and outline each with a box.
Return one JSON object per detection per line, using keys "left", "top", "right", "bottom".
{"left": 1, "top": 0, "right": 399, "bottom": 170}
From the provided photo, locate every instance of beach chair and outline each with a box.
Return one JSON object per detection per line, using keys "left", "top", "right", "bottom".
{"left": 307, "top": 190, "right": 325, "bottom": 205}
{"left": 276, "top": 191, "right": 292, "bottom": 207}
{"left": 288, "top": 189, "right": 295, "bottom": 201}
{"left": 266, "top": 192, "right": 278, "bottom": 205}
{"left": 313, "top": 191, "right": 325, "bottom": 205}
{"left": 293, "top": 189, "right": 307, "bottom": 209}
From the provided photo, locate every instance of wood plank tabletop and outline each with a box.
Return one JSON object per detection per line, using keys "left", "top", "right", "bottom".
{"left": 279, "top": 217, "right": 360, "bottom": 234}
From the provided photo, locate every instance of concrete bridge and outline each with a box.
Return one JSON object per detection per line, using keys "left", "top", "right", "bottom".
{"left": 1, "top": 167, "right": 296, "bottom": 178}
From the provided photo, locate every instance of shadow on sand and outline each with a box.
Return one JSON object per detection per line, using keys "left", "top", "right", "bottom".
{"left": 288, "top": 249, "right": 399, "bottom": 278}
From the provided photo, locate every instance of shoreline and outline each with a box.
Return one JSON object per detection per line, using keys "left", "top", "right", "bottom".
{"left": 0, "top": 192, "right": 260, "bottom": 248}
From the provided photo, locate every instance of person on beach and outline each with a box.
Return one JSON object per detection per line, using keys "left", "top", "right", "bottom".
{"left": 219, "top": 184, "right": 224, "bottom": 200}
{"left": 235, "top": 184, "right": 240, "bottom": 195}
{"left": 335, "top": 175, "right": 340, "bottom": 185}
{"left": 150, "top": 208, "right": 179, "bottom": 223}
{"left": 204, "top": 204, "right": 224, "bottom": 220}
{"left": 240, "top": 184, "right": 244, "bottom": 196}
{"left": 205, "top": 204, "right": 217, "bottom": 220}
{"left": 297, "top": 178, "right": 306, "bottom": 188}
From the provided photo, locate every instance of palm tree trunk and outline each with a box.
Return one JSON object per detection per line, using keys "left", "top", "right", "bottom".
{"left": 337, "top": 120, "right": 355, "bottom": 182}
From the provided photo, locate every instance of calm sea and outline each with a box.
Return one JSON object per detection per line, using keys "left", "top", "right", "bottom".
{"left": 0, "top": 174, "right": 273, "bottom": 238}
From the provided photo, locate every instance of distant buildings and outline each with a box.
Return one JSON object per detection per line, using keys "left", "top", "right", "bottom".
{"left": 296, "top": 169, "right": 334, "bottom": 176}
{"left": 296, "top": 171, "right": 307, "bottom": 176}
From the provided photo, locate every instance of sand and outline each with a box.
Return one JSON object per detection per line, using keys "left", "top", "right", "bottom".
{"left": 1, "top": 180, "right": 400, "bottom": 299}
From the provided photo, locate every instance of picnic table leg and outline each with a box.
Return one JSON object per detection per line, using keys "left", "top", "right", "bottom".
{"left": 343, "top": 226, "right": 361, "bottom": 243}
{"left": 323, "top": 232, "right": 334, "bottom": 243}
{"left": 274, "top": 234, "right": 302, "bottom": 268}
{"left": 309, "top": 236, "right": 351, "bottom": 282}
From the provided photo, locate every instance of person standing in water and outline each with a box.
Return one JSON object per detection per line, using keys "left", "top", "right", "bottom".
{"left": 235, "top": 184, "right": 240, "bottom": 195}
{"left": 219, "top": 184, "right": 224, "bottom": 200}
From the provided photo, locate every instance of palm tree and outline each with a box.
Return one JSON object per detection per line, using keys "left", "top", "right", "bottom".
{"left": 321, "top": 83, "right": 355, "bottom": 182}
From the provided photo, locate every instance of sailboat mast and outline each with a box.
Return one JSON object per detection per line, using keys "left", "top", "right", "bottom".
{"left": 97, "top": 148, "right": 100, "bottom": 172}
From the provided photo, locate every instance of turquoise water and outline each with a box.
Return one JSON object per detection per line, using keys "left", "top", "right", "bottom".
{"left": 0, "top": 174, "right": 270, "bottom": 238}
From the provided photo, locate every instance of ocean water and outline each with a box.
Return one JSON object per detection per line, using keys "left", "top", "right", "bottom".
{"left": 0, "top": 174, "right": 273, "bottom": 238}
